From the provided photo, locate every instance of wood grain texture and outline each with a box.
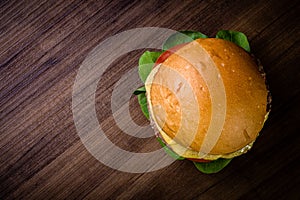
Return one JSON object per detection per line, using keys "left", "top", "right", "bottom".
{"left": 0, "top": 0, "right": 299, "bottom": 199}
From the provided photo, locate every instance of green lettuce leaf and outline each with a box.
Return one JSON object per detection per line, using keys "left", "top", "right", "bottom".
{"left": 157, "top": 137, "right": 185, "bottom": 160}
{"left": 193, "top": 158, "right": 232, "bottom": 174}
{"left": 216, "top": 30, "right": 250, "bottom": 52}
{"left": 163, "top": 30, "right": 208, "bottom": 51}
{"left": 138, "top": 51, "right": 162, "bottom": 83}
{"left": 137, "top": 92, "right": 149, "bottom": 119}
{"left": 133, "top": 86, "right": 146, "bottom": 95}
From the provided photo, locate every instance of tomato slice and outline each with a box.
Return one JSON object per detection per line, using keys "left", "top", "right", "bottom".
{"left": 187, "top": 158, "right": 211, "bottom": 163}
{"left": 154, "top": 43, "right": 188, "bottom": 66}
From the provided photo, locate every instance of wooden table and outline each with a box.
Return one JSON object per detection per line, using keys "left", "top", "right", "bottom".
{"left": 1, "top": 0, "right": 299, "bottom": 199}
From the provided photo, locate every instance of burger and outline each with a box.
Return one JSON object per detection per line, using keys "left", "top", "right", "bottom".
{"left": 134, "top": 30, "right": 271, "bottom": 173}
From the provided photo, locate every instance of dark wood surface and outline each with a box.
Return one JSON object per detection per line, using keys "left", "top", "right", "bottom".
{"left": 1, "top": 0, "right": 299, "bottom": 199}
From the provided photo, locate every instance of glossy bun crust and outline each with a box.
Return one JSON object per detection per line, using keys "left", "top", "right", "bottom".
{"left": 146, "top": 38, "right": 268, "bottom": 156}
